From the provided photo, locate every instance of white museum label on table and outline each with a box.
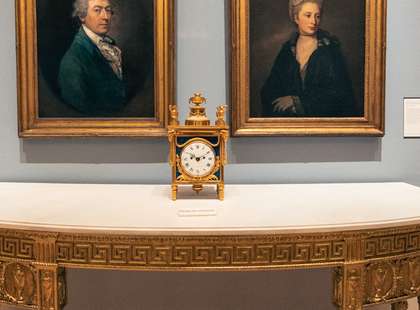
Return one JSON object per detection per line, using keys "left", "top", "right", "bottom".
{"left": 177, "top": 209, "right": 217, "bottom": 217}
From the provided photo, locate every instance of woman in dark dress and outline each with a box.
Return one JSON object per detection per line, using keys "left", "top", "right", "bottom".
{"left": 261, "top": 0, "right": 355, "bottom": 117}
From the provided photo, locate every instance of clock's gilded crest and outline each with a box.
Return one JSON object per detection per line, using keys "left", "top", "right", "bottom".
{"left": 185, "top": 93, "right": 210, "bottom": 126}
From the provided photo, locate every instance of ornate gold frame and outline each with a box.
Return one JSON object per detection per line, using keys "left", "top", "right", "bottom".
{"left": 0, "top": 224, "right": 419, "bottom": 310}
{"left": 15, "top": 0, "right": 174, "bottom": 137}
{"left": 229, "top": 0, "right": 386, "bottom": 136}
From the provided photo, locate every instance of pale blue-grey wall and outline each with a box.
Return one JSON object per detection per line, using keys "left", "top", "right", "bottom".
{"left": 1, "top": 0, "right": 419, "bottom": 309}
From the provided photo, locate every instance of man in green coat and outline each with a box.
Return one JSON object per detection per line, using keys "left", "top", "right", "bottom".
{"left": 58, "top": 0, "right": 126, "bottom": 116}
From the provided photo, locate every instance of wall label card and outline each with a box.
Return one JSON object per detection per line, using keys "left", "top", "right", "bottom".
{"left": 404, "top": 98, "right": 420, "bottom": 137}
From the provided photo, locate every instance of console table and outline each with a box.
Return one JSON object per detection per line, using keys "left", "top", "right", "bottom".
{"left": 0, "top": 182, "right": 419, "bottom": 310}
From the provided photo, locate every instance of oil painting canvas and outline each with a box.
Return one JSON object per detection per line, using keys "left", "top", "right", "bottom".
{"left": 230, "top": 0, "right": 386, "bottom": 136}
{"left": 16, "top": 0, "right": 174, "bottom": 137}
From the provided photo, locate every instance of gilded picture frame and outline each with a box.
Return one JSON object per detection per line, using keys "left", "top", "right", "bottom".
{"left": 230, "top": 0, "right": 386, "bottom": 136}
{"left": 16, "top": 0, "right": 174, "bottom": 137}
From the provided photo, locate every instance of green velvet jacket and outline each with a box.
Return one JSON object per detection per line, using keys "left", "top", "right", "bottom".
{"left": 58, "top": 29, "right": 126, "bottom": 116}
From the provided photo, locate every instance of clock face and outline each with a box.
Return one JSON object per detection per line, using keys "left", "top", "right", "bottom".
{"left": 180, "top": 140, "right": 216, "bottom": 177}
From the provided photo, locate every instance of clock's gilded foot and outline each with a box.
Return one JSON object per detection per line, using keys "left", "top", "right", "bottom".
{"left": 217, "top": 184, "right": 224, "bottom": 200}
{"left": 192, "top": 184, "right": 203, "bottom": 194}
{"left": 171, "top": 184, "right": 177, "bottom": 200}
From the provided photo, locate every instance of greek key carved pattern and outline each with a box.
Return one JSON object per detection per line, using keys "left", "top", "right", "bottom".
{"left": 0, "top": 236, "right": 34, "bottom": 260}
{"left": 55, "top": 239, "right": 346, "bottom": 267}
{"left": 365, "top": 231, "right": 420, "bottom": 258}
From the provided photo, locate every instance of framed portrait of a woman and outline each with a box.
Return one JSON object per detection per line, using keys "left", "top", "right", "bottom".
{"left": 16, "top": 0, "right": 174, "bottom": 137}
{"left": 230, "top": 0, "right": 386, "bottom": 136}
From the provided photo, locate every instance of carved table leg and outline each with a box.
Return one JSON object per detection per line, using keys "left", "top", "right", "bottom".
{"left": 391, "top": 301, "right": 408, "bottom": 310}
{"left": 33, "top": 235, "right": 66, "bottom": 310}
{"left": 0, "top": 261, "right": 37, "bottom": 307}
{"left": 35, "top": 264, "right": 66, "bottom": 310}
{"left": 334, "top": 265, "right": 365, "bottom": 310}
{"left": 0, "top": 262, "right": 65, "bottom": 310}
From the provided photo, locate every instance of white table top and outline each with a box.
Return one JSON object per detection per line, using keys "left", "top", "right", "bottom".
{"left": 0, "top": 182, "right": 419, "bottom": 234}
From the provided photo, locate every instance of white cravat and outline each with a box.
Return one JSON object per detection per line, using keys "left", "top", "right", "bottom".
{"left": 82, "top": 25, "right": 123, "bottom": 80}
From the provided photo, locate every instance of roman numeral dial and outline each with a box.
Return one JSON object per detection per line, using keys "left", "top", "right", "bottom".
{"left": 180, "top": 141, "right": 216, "bottom": 177}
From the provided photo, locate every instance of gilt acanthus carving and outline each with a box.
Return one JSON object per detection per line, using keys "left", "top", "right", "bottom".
{"left": 40, "top": 270, "right": 54, "bottom": 310}
{"left": 344, "top": 255, "right": 420, "bottom": 306}
{"left": 0, "top": 262, "right": 36, "bottom": 306}
{"left": 346, "top": 267, "right": 364, "bottom": 310}
{"left": 366, "top": 262, "right": 394, "bottom": 302}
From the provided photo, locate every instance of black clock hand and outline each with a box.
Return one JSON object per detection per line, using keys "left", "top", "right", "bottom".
{"left": 199, "top": 151, "right": 211, "bottom": 160}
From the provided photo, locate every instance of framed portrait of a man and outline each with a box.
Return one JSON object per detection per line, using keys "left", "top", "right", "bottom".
{"left": 230, "top": 0, "right": 386, "bottom": 136}
{"left": 16, "top": 0, "right": 174, "bottom": 137}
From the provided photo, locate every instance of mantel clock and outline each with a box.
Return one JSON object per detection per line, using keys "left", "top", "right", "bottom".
{"left": 168, "top": 93, "right": 228, "bottom": 200}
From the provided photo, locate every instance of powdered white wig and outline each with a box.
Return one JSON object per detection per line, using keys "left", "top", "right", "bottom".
{"left": 289, "top": 0, "right": 323, "bottom": 22}
{"left": 72, "top": 0, "right": 115, "bottom": 19}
